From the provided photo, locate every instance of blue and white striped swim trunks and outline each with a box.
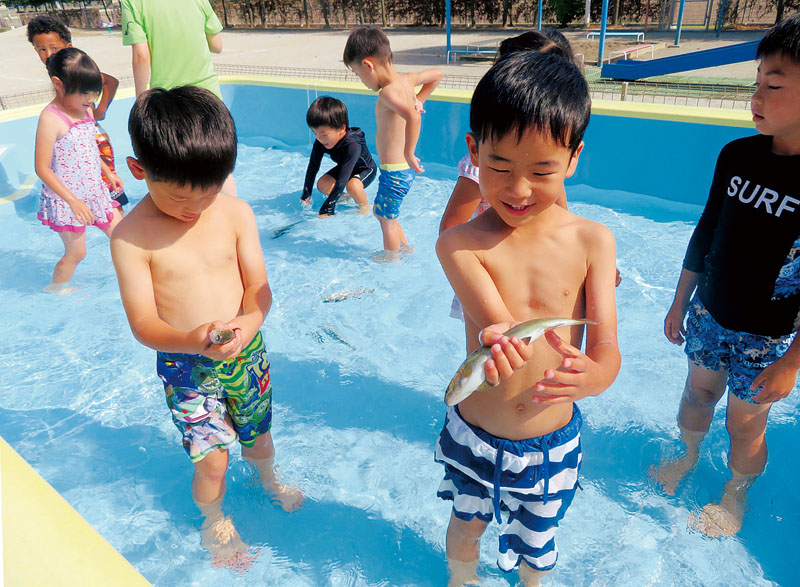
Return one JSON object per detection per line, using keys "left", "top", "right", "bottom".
{"left": 435, "top": 405, "right": 582, "bottom": 573}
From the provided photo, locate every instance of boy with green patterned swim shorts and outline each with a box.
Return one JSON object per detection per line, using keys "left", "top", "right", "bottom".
{"left": 111, "top": 86, "right": 302, "bottom": 570}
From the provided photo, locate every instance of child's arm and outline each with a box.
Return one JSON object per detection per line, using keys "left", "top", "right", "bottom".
{"left": 226, "top": 201, "right": 271, "bottom": 344}
{"left": 301, "top": 141, "right": 324, "bottom": 203}
{"left": 34, "top": 111, "right": 94, "bottom": 225}
{"left": 664, "top": 268, "right": 700, "bottom": 345}
{"left": 439, "top": 176, "right": 482, "bottom": 234}
{"left": 750, "top": 335, "right": 800, "bottom": 403}
{"left": 99, "top": 158, "right": 124, "bottom": 193}
{"left": 410, "top": 69, "right": 443, "bottom": 104}
{"left": 92, "top": 72, "right": 119, "bottom": 121}
{"left": 130, "top": 43, "right": 151, "bottom": 98}
{"left": 533, "top": 225, "right": 621, "bottom": 403}
{"left": 379, "top": 85, "right": 424, "bottom": 173}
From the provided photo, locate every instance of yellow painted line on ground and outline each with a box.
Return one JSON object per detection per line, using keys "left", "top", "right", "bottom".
{"left": 1, "top": 437, "right": 150, "bottom": 586}
{"left": 0, "top": 174, "right": 37, "bottom": 205}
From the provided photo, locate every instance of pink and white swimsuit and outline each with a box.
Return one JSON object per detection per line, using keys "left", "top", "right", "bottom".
{"left": 38, "top": 104, "right": 115, "bottom": 233}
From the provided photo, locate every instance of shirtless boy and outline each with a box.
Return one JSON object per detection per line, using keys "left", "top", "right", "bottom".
{"left": 111, "top": 86, "right": 301, "bottom": 568}
{"left": 435, "top": 52, "right": 620, "bottom": 586}
{"left": 343, "top": 26, "right": 442, "bottom": 254}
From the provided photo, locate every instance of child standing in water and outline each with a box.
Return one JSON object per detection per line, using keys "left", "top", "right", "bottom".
{"left": 655, "top": 13, "right": 800, "bottom": 537}
{"left": 34, "top": 48, "right": 122, "bottom": 293}
{"left": 435, "top": 52, "right": 620, "bottom": 586}
{"left": 27, "top": 16, "right": 128, "bottom": 220}
{"left": 111, "top": 86, "right": 302, "bottom": 569}
{"left": 343, "top": 26, "right": 442, "bottom": 256}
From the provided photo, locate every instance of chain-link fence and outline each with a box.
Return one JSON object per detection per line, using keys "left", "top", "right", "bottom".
{"left": 0, "top": 64, "right": 754, "bottom": 110}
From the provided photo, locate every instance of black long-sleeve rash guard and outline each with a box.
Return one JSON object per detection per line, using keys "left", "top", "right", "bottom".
{"left": 301, "top": 127, "right": 376, "bottom": 215}
{"left": 684, "top": 134, "right": 800, "bottom": 336}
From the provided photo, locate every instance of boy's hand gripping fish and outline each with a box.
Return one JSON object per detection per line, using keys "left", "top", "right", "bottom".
{"left": 208, "top": 329, "right": 235, "bottom": 345}
{"left": 444, "top": 318, "right": 595, "bottom": 406}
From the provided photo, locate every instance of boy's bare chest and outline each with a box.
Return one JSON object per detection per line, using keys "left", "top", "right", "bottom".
{"left": 483, "top": 238, "right": 587, "bottom": 317}
{"left": 148, "top": 221, "right": 238, "bottom": 284}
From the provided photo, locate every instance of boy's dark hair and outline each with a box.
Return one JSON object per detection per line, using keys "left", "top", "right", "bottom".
{"left": 27, "top": 14, "right": 72, "bottom": 44}
{"left": 343, "top": 26, "right": 392, "bottom": 66}
{"left": 306, "top": 96, "right": 349, "bottom": 129}
{"left": 470, "top": 51, "right": 590, "bottom": 154}
{"left": 497, "top": 30, "right": 581, "bottom": 71}
{"left": 46, "top": 48, "right": 102, "bottom": 95}
{"left": 128, "top": 86, "right": 237, "bottom": 189}
{"left": 757, "top": 13, "right": 800, "bottom": 63}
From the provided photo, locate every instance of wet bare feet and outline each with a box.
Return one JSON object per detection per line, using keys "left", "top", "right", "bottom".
{"left": 690, "top": 502, "right": 743, "bottom": 537}
{"left": 268, "top": 482, "right": 304, "bottom": 513}
{"left": 42, "top": 283, "right": 77, "bottom": 294}
{"left": 201, "top": 515, "right": 256, "bottom": 572}
{"left": 650, "top": 452, "right": 698, "bottom": 495}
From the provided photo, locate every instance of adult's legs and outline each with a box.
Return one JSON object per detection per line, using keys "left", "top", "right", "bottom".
{"left": 445, "top": 513, "right": 486, "bottom": 587}
{"left": 692, "top": 393, "right": 771, "bottom": 536}
{"left": 652, "top": 361, "right": 728, "bottom": 494}
{"left": 242, "top": 432, "right": 303, "bottom": 512}
{"left": 44, "top": 231, "right": 87, "bottom": 293}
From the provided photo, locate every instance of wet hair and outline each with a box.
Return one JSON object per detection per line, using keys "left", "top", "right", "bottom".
{"left": 470, "top": 51, "right": 590, "bottom": 154}
{"left": 757, "top": 12, "right": 800, "bottom": 64}
{"left": 343, "top": 26, "right": 392, "bottom": 66}
{"left": 497, "top": 30, "right": 581, "bottom": 69}
{"left": 128, "top": 86, "right": 237, "bottom": 189}
{"left": 306, "top": 96, "right": 349, "bottom": 129}
{"left": 27, "top": 15, "right": 72, "bottom": 44}
{"left": 45, "top": 48, "right": 102, "bottom": 96}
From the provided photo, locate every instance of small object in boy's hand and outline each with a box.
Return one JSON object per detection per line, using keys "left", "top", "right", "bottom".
{"left": 209, "top": 329, "right": 235, "bottom": 345}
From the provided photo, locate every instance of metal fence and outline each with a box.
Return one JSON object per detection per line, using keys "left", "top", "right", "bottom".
{"left": 0, "top": 64, "right": 754, "bottom": 110}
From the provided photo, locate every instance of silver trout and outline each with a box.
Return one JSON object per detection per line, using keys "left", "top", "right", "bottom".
{"left": 444, "top": 317, "right": 595, "bottom": 406}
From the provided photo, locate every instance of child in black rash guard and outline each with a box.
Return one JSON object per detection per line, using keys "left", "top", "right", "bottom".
{"left": 655, "top": 13, "right": 800, "bottom": 538}
{"left": 301, "top": 96, "right": 377, "bottom": 217}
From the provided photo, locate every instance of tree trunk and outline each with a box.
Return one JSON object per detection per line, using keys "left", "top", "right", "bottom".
{"left": 80, "top": 0, "right": 89, "bottom": 28}
{"left": 303, "top": 0, "right": 310, "bottom": 27}
{"left": 320, "top": 0, "right": 331, "bottom": 27}
{"left": 613, "top": 0, "right": 621, "bottom": 25}
{"left": 220, "top": 0, "right": 229, "bottom": 28}
{"left": 469, "top": 0, "right": 476, "bottom": 27}
{"left": 340, "top": 0, "right": 347, "bottom": 26}
{"left": 776, "top": 0, "right": 785, "bottom": 23}
{"left": 502, "top": 0, "right": 513, "bottom": 26}
{"left": 380, "top": 0, "right": 386, "bottom": 26}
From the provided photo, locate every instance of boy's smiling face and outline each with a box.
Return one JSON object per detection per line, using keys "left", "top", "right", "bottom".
{"left": 752, "top": 53, "right": 800, "bottom": 152}
{"left": 31, "top": 32, "right": 71, "bottom": 64}
{"left": 467, "top": 127, "right": 582, "bottom": 227}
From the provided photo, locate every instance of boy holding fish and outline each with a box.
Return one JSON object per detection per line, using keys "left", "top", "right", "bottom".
{"left": 110, "top": 86, "right": 301, "bottom": 570}
{"left": 435, "top": 52, "right": 620, "bottom": 586}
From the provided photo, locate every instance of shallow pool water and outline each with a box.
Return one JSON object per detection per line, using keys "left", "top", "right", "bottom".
{"left": 0, "top": 142, "right": 797, "bottom": 586}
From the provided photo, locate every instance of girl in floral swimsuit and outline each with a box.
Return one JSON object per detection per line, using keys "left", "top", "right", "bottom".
{"left": 34, "top": 48, "right": 123, "bottom": 293}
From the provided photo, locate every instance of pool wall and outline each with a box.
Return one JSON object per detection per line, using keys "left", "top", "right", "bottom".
{"left": 1, "top": 76, "right": 755, "bottom": 210}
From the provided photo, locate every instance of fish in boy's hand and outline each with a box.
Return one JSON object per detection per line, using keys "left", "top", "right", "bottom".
{"left": 209, "top": 329, "right": 235, "bottom": 345}
{"left": 444, "top": 318, "right": 596, "bottom": 406}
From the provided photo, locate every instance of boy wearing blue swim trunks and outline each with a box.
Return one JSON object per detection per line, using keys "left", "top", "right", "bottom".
{"left": 435, "top": 53, "right": 620, "bottom": 586}
{"left": 343, "top": 27, "right": 442, "bottom": 255}
{"left": 657, "top": 14, "right": 800, "bottom": 538}
{"left": 111, "top": 86, "right": 302, "bottom": 569}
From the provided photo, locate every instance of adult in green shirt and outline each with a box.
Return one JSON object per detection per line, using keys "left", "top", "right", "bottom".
{"left": 121, "top": 0, "right": 224, "bottom": 98}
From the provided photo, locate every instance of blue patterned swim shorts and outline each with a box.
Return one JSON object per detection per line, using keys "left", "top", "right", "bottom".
{"left": 684, "top": 295, "right": 795, "bottom": 403}
{"left": 373, "top": 166, "right": 416, "bottom": 219}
